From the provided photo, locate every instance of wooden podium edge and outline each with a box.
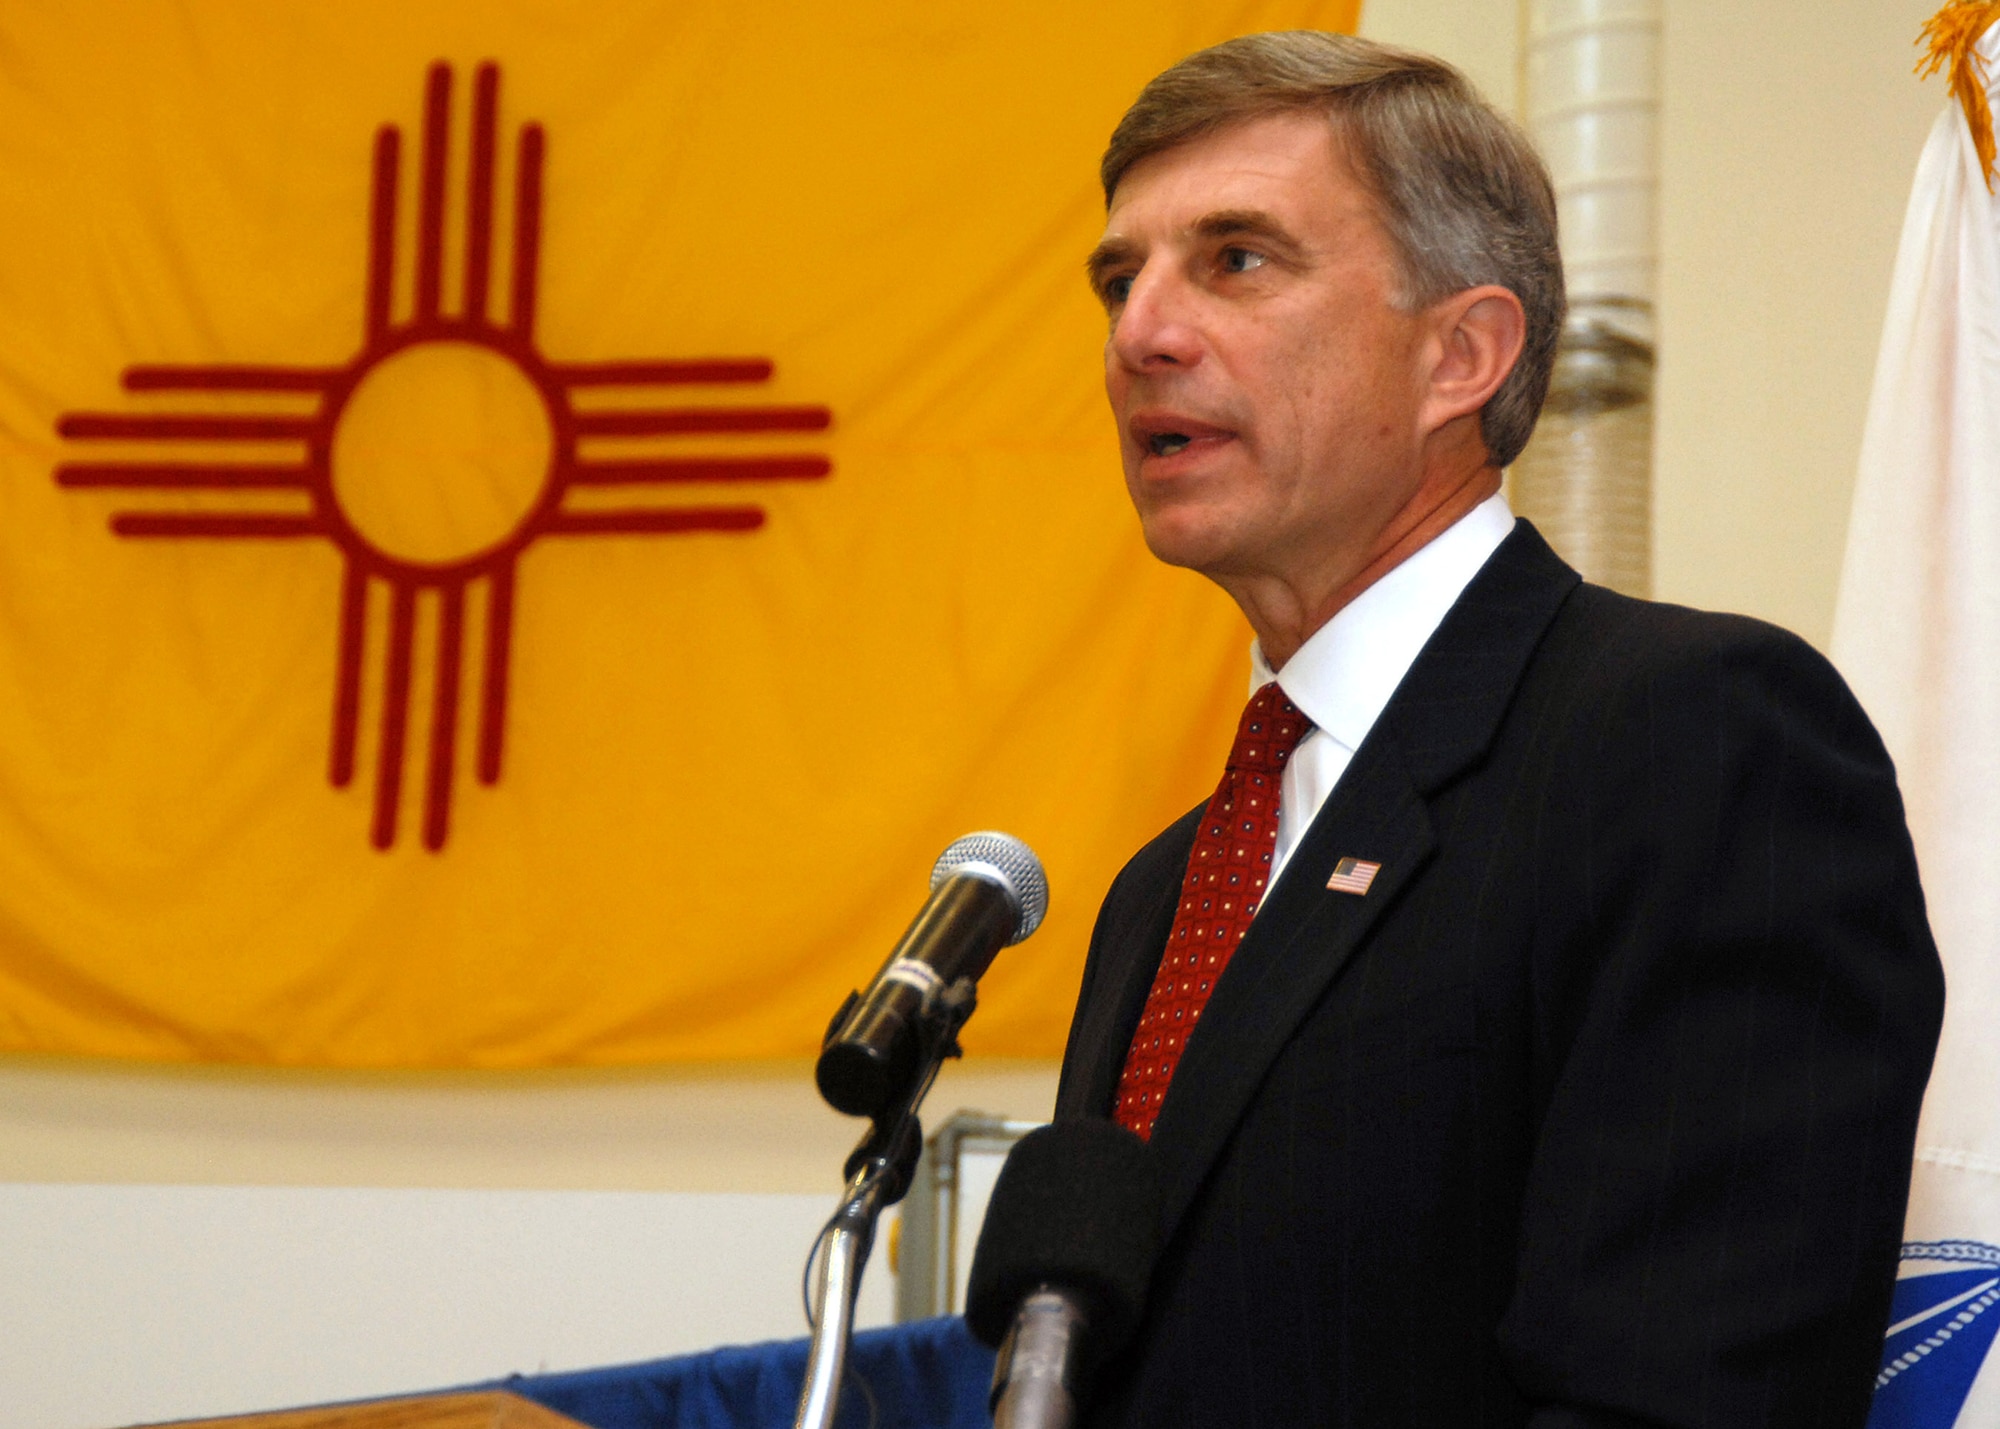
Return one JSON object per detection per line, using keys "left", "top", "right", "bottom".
{"left": 133, "top": 1389, "right": 592, "bottom": 1429}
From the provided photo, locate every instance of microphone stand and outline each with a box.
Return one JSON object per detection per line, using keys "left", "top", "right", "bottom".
{"left": 793, "top": 977, "right": 976, "bottom": 1429}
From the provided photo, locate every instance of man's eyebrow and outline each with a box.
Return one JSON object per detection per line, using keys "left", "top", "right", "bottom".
{"left": 1084, "top": 239, "right": 1136, "bottom": 290}
{"left": 1191, "top": 209, "right": 1302, "bottom": 251}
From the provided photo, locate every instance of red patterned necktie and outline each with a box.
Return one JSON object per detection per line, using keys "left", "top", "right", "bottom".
{"left": 1113, "top": 682, "right": 1312, "bottom": 1139}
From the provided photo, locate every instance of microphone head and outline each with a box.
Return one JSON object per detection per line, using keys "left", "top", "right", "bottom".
{"left": 964, "top": 1119, "right": 1161, "bottom": 1359}
{"left": 931, "top": 831, "right": 1049, "bottom": 945}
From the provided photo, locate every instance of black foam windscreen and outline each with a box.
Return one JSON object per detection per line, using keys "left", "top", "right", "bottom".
{"left": 963, "top": 1119, "right": 1162, "bottom": 1356}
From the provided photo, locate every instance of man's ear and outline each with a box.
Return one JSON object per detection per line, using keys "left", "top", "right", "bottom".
{"left": 1418, "top": 284, "right": 1526, "bottom": 438}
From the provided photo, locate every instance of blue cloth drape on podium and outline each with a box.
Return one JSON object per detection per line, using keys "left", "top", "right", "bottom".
{"left": 495, "top": 1316, "right": 994, "bottom": 1429}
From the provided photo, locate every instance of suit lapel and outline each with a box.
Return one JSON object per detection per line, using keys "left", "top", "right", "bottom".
{"left": 1058, "top": 808, "right": 1199, "bottom": 1121}
{"left": 1143, "top": 722, "right": 1435, "bottom": 1238}
{"left": 1141, "top": 521, "right": 1581, "bottom": 1244}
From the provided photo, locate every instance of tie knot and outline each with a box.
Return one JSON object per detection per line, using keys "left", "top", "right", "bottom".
{"left": 1228, "top": 683, "right": 1311, "bottom": 774}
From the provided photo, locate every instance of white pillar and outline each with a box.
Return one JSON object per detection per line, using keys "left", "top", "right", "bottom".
{"left": 1512, "top": 0, "right": 1660, "bottom": 597}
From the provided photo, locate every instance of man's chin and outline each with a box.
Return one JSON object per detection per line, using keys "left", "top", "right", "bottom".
{"left": 1135, "top": 514, "right": 1245, "bottom": 579}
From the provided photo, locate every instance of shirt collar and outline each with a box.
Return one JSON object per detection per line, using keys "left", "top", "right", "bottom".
{"left": 1251, "top": 492, "right": 1516, "bottom": 752}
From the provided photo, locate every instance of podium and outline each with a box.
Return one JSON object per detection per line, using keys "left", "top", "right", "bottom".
{"left": 149, "top": 1392, "right": 589, "bottom": 1429}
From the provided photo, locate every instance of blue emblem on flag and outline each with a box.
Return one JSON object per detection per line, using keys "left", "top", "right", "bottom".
{"left": 1867, "top": 1241, "right": 2000, "bottom": 1428}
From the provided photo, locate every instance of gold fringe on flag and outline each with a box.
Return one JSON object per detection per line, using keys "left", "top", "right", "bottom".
{"left": 1921, "top": 1, "right": 2000, "bottom": 191}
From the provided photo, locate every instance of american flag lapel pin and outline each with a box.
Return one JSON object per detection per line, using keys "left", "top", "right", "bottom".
{"left": 1326, "top": 856, "right": 1382, "bottom": 895}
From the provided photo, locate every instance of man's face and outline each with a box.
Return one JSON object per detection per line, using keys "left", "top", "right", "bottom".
{"left": 1089, "top": 112, "right": 1434, "bottom": 586}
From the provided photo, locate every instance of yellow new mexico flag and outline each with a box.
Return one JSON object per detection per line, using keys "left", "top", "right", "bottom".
{"left": 0, "top": 0, "right": 1358, "bottom": 1067}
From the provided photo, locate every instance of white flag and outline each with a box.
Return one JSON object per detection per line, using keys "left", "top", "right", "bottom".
{"left": 1833, "top": 19, "right": 2000, "bottom": 1428}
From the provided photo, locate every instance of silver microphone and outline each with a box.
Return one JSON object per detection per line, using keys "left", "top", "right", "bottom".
{"left": 815, "top": 832, "right": 1048, "bottom": 1118}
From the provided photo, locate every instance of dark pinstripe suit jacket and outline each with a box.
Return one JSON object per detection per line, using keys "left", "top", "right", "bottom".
{"left": 1055, "top": 521, "right": 1943, "bottom": 1429}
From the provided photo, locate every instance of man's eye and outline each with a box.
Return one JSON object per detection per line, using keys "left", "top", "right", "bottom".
{"left": 1221, "top": 246, "right": 1267, "bottom": 275}
{"left": 1101, "top": 274, "right": 1134, "bottom": 305}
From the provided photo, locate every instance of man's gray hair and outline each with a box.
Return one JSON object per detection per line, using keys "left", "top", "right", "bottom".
{"left": 1103, "top": 31, "right": 1564, "bottom": 468}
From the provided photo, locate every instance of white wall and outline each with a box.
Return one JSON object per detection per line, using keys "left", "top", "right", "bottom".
{"left": 0, "top": 1058, "right": 1056, "bottom": 1427}
{"left": 0, "top": 1055, "right": 1058, "bottom": 1192}
{"left": 0, "top": 1184, "right": 896, "bottom": 1429}
{"left": 0, "top": 2, "right": 1959, "bottom": 1423}
{"left": 1652, "top": 0, "right": 1940, "bottom": 645}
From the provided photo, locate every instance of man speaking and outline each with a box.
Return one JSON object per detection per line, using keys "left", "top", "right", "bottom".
{"left": 1051, "top": 32, "right": 1944, "bottom": 1428}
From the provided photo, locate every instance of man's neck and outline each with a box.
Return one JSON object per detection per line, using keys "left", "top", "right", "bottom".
{"left": 1239, "top": 461, "right": 1504, "bottom": 670}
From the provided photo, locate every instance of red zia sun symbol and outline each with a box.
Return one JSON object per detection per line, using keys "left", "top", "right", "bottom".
{"left": 56, "top": 62, "right": 831, "bottom": 852}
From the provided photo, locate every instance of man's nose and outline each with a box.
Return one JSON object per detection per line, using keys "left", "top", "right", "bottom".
{"left": 1108, "top": 267, "right": 1204, "bottom": 372}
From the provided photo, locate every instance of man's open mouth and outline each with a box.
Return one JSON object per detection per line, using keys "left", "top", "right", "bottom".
{"left": 1148, "top": 432, "right": 1192, "bottom": 457}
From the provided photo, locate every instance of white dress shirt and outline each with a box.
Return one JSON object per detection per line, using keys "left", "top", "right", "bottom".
{"left": 1254, "top": 492, "right": 1516, "bottom": 890}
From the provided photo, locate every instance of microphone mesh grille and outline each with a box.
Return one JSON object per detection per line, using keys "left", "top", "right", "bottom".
{"left": 930, "top": 831, "right": 1049, "bottom": 944}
